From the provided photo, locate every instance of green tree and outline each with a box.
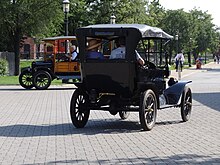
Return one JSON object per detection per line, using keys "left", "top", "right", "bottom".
{"left": 0, "top": 0, "right": 63, "bottom": 75}
{"left": 146, "top": 0, "right": 165, "bottom": 26}
{"left": 159, "top": 9, "right": 192, "bottom": 63}
{"left": 209, "top": 29, "right": 220, "bottom": 54}
{"left": 190, "top": 9, "right": 217, "bottom": 58}
{"left": 68, "top": 0, "right": 88, "bottom": 35}
{"left": 82, "top": 0, "right": 148, "bottom": 24}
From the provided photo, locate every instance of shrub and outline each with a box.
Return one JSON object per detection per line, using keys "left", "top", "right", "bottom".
{"left": 0, "top": 59, "right": 8, "bottom": 76}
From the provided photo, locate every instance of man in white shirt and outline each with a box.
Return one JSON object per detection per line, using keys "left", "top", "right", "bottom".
{"left": 174, "top": 51, "right": 184, "bottom": 71}
{"left": 110, "top": 46, "right": 125, "bottom": 59}
{"left": 110, "top": 37, "right": 145, "bottom": 66}
{"left": 66, "top": 45, "right": 77, "bottom": 61}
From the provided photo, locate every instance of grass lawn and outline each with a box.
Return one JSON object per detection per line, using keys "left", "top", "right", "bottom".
{"left": 0, "top": 60, "right": 62, "bottom": 85}
{"left": 0, "top": 76, "right": 19, "bottom": 85}
{"left": 0, "top": 75, "right": 62, "bottom": 85}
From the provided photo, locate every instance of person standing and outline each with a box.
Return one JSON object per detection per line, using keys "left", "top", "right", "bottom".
{"left": 215, "top": 54, "right": 220, "bottom": 64}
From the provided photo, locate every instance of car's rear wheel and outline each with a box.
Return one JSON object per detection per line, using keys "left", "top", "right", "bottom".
{"left": 33, "top": 70, "right": 51, "bottom": 90}
{"left": 19, "top": 70, "right": 34, "bottom": 89}
{"left": 139, "top": 89, "right": 157, "bottom": 131}
{"left": 70, "top": 89, "right": 90, "bottom": 128}
{"left": 181, "top": 86, "right": 192, "bottom": 122}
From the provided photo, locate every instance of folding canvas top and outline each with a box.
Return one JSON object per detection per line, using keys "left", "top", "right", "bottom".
{"left": 83, "top": 24, "right": 173, "bottom": 39}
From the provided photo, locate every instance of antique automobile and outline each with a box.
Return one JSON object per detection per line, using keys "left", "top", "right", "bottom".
{"left": 70, "top": 24, "right": 192, "bottom": 131}
{"left": 19, "top": 36, "right": 81, "bottom": 90}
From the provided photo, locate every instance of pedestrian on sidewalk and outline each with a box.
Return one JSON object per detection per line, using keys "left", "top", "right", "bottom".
{"left": 214, "top": 53, "right": 219, "bottom": 64}
{"left": 174, "top": 50, "right": 184, "bottom": 72}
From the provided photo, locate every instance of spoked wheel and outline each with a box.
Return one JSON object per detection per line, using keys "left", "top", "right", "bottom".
{"left": 139, "top": 89, "right": 157, "bottom": 131}
{"left": 70, "top": 89, "right": 90, "bottom": 128}
{"left": 119, "top": 111, "right": 130, "bottom": 120}
{"left": 19, "top": 70, "right": 34, "bottom": 89}
{"left": 181, "top": 86, "right": 192, "bottom": 122}
{"left": 33, "top": 70, "right": 51, "bottom": 90}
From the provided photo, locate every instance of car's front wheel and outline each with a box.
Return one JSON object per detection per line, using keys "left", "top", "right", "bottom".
{"left": 181, "top": 86, "right": 192, "bottom": 122}
{"left": 19, "top": 70, "right": 34, "bottom": 89}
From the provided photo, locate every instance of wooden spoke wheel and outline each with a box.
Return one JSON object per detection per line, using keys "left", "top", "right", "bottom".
{"left": 139, "top": 89, "right": 157, "bottom": 131}
{"left": 70, "top": 89, "right": 90, "bottom": 128}
{"left": 19, "top": 70, "right": 34, "bottom": 89}
{"left": 33, "top": 70, "right": 51, "bottom": 90}
{"left": 181, "top": 86, "right": 192, "bottom": 122}
{"left": 119, "top": 111, "right": 130, "bottom": 120}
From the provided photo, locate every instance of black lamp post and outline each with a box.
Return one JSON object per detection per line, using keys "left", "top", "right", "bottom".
{"left": 188, "top": 38, "right": 192, "bottom": 67}
{"left": 63, "top": 0, "right": 70, "bottom": 54}
{"left": 175, "top": 34, "right": 179, "bottom": 54}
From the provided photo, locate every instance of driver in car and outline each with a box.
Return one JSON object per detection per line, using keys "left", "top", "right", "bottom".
{"left": 66, "top": 45, "right": 78, "bottom": 61}
{"left": 110, "top": 37, "right": 145, "bottom": 66}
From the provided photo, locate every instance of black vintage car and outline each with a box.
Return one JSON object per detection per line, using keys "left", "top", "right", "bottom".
{"left": 19, "top": 36, "right": 80, "bottom": 90}
{"left": 70, "top": 24, "right": 192, "bottom": 131}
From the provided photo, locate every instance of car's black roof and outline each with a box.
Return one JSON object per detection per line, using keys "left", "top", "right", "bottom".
{"left": 83, "top": 24, "right": 173, "bottom": 39}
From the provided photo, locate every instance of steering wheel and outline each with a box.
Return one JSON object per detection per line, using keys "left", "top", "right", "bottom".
{"left": 57, "top": 53, "right": 69, "bottom": 61}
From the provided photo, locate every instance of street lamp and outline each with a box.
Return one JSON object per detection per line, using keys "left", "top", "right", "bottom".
{"left": 63, "top": 0, "right": 70, "bottom": 54}
{"left": 175, "top": 34, "right": 181, "bottom": 80}
{"left": 110, "top": 14, "right": 116, "bottom": 24}
{"left": 188, "top": 38, "right": 192, "bottom": 67}
{"left": 175, "top": 34, "right": 179, "bottom": 54}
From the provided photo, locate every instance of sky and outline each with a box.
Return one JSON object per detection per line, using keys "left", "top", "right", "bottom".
{"left": 158, "top": 0, "right": 220, "bottom": 27}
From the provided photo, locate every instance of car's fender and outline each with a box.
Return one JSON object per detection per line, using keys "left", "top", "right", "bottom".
{"left": 164, "top": 81, "right": 192, "bottom": 105}
{"left": 20, "top": 66, "right": 32, "bottom": 73}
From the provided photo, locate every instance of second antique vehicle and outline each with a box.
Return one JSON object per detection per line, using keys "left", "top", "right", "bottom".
{"left": 70, "top": 24, "right": 192, "bottom": 131}
{"left": 19, "top": 36, "right": 81, "bottom": 90}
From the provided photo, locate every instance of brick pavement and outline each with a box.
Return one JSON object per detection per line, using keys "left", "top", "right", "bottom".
{"left": 0, "top": 62, "right": 219, "bottom": 164}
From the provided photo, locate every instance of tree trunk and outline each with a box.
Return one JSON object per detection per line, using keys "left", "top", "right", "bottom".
{"left": 13, "top": 29, "right": 21, "bottom": 76}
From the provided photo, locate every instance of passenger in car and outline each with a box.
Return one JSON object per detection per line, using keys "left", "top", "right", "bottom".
{"left": 110, "top": 37, "right": 145, "bottom": 65}
{"left": 87, "top": 39, "right": 104, "bottom": 59}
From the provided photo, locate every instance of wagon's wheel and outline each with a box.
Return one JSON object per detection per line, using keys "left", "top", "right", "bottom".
{"left": 33, "top": 70, "right": 52, "bottom": 90}
{"left": 180, "top": 86, "right": 192, "bottom": 122}
{"left": 139, "top": 89, "right": 157, "bottom": 131}
{"left": 119, "top": 111, "right": 130, "bottom": 120}
{"left": 70, "top": 89, "right": 90, "bottom": 128}
{"left": 19, "top": 70, "right": 34, "bottom": 89}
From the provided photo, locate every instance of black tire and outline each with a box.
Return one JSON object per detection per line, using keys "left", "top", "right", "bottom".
{"left": 139, "top": 89, "right": 157, "bottom": 131}
{"left": 19, "top": 70, "right": 34, "bottom": 89}
{"left": 33, "top": 70, "right": 51, "bottom": 90}
{"left": 119, "top": 111, "right": 130, "bottom": 120}
{"left": 70, "top": 89, "right": 90, "bottom": 128}
{"left": 181, "top": 86, "right": 192, "bottom": 122}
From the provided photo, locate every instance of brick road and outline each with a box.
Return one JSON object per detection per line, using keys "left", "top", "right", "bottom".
{"left": 0, "top": 63, "right": 219, "bottom": 164}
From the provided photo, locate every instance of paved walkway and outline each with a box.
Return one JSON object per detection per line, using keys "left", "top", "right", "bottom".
{"left": 0, "top": 62, "right": 219, "bottom": 164}
{"left": 170, "top": 62, "right": 217, "bottom": 79}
